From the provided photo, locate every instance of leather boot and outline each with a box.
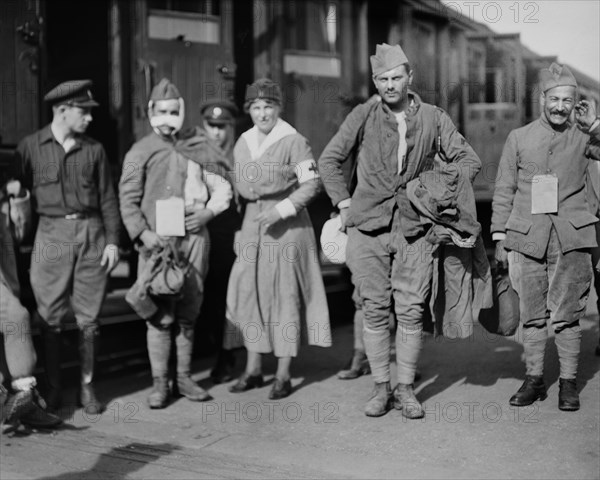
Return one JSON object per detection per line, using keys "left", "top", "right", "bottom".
{"left": 79, "top": 328, "right": 104, "bottom": 414}
{"left": 148, "top": 377, "right": 169, "bottom": 409}
{"left": 364, "top": 382, "right": 392, "bottom": 417}
{"left": 393, "top": 383, "right": 424, "bottom": 419}
{"left": 19, "top": 388, "right": 62, "bottom": 429}
{"left": 509, "top": 375, "right": 547, "bottom": 406}
{"left": 147, "top": 324, "right": 171, "bottom": 408}
{"left": 558, "top": 378, "right": 580, "bottom": 411}
{"left": 41, "top": 326, "right": 63, "bottom": 411}
{"left": 0, "top": 385, "right": 7, "bottom": 419}
{"left": 175, "top": 327, "right": 211, "bottom": 401}
{"left": 1, "top": 390, "right": 34, "bottom": 425}
{"left": 211, "top": 349, "right": 236, "bottom": 384}
{"left": 337, "top": 349, "right": 371, "bottom": 380}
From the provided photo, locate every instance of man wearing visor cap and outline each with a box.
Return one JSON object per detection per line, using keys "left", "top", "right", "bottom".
{"left": 16, "top": 79, "right": 121, "bottom": 415}
{"left": 198, "top": 98, "right": 242, "bottom": 384}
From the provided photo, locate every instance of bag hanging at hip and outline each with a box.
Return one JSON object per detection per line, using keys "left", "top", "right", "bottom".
{"left": 148, "top": 242, "right": 190, "bottom": 298}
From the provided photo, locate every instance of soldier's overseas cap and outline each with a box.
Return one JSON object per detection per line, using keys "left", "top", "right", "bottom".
{"left": 200, "top": 99, "right": 239, "bottom": 125}
{"left": 44, "top": 79, "right": 99, "bottom": 107}
{"left": 149, "top": 78, "right": 181, "bottom": 102}
{"left": 540, "top": 63, "right": 578, "bottom": 92}
{"left": 370, "top": 43, "right": 409, "bottom": 76}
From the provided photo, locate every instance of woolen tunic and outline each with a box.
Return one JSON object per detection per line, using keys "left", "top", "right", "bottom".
{"left": 224, "top": 120, "right": 331, "bottom": 356}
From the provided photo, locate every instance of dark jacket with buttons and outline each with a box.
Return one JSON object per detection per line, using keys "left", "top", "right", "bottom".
{"left": 491, "top": 115, "right": 600, "bottom": 258}
{"left": 17, "top": 125, "right": 120, "bottom": 245}
{"left": 318, "top": 92, "right": 481, "bottom": 233}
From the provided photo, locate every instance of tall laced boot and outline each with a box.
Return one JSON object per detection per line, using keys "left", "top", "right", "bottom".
{"left": 0, "top": 385, "right": 7, "bottom": 420}
{"left": 393, "top": 383, "right": 424, "bottom": 419}
{"left": 41, "top": 326, "right": 63, "bottom": 412}
{"left": 79, "top": 328, "right": 104, "bottom": 414}
{"left": 339, "top": 309, "right": 370, "bottom": 380}
{"left": 510, "top": 325, "right": 547, "bottom": 406}
{"left": 176, "top": 327, "right": 211, "bottom": 402}
{"left": 211, "top": 348, "right": 236, "bottom": 384}
{"left": 364, "top": 382, "right": 392, "bottom": 417}
{"left": 337, "top": 349, "right": 371, "bottom": 380}
{"left": 147, "top": 325, "right": 171, "bottom": 409}
{"left": 556, "top": 326, "right": 581, "bottom": 411}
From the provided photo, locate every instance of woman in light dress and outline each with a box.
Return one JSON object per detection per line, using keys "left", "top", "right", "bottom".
{"left": 224, "top": 78, "right": 331, "bottom": 399}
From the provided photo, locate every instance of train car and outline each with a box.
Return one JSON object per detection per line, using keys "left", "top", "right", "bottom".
{"left": 2, "top": 0, "right": 597, "bottom": 374}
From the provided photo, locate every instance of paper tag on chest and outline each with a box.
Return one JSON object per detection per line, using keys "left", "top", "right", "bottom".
{"left": 156, "top": 197, "right": 185, "bottom": 237}
{"left": 531, "top": 174, "right": 558, "bottom": 214}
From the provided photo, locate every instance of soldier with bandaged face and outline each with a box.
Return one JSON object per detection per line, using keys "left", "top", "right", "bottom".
{"left": 119, "top": 79, "right": 232, "bottom": 409}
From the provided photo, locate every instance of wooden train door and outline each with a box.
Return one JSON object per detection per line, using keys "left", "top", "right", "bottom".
{"left": 0, "top": 0, "right": 41, "bottom": 152}
{"left": 131, "top": 0, "right": 236, "bottom": 139}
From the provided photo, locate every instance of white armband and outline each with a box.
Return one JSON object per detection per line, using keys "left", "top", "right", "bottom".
{"left": 275, "top": 198, "right": 297, "bottom": 219}
{"left": 492, "top": 232, "right": 506, "bottom": 241}
{"left": 294, "top": 159, "right": 320, "bottom": 184}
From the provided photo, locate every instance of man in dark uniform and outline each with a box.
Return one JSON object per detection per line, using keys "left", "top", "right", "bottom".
{"left": 17, "top": 80, "right": 121, "bottom": 414}
{"left": 199, "top": 99, "right": 242, "bottom": 384}
{"left": 200, "top": 99, "right": 238, "bottom": 155}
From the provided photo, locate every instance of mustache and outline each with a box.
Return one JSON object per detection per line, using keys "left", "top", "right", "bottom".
{"left": 550, "top": 110, "right": 568, "bottom": 116}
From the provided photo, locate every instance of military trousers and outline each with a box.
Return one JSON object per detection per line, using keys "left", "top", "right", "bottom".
{"left": 347, "top": 209, "right": 434, "bottom": 384}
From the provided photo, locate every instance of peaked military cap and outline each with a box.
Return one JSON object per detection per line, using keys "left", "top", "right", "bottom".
{"left": 370, "top": 43, "right": 410, "bottom": 76}
{"left": 200, "top": 99, "right": 239, "bottom": 125}
{"left": 44, "top": 79, "right": 99, "bottom": 107}
{"left": 540, "top": 63, "right": 578, "bottom": 92}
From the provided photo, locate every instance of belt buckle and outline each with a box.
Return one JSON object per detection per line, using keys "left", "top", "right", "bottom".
{"left": 64, "top": 213, "right": 79, "bottom": 220}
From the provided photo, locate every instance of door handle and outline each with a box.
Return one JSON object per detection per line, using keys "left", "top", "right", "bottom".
{"left": 217, "top": 64, "right": 236, "bottom": 80}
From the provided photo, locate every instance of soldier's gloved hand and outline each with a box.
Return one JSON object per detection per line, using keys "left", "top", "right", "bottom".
{"left": 101, "top": 244, "right": 120, "bottom": 273}
{"left": 254, "top": 207, "right": 282, "bottom": 231}
{"left": 140, "top": 230, "right": 165, "bottom": 251}
{"left": 185, "top": 205, "right": 214, "bottom": 233}
{"left": 494, "top": 239, "right": 509, "bottom": 271}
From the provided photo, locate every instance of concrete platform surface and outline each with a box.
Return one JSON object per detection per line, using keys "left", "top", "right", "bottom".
{"left": 1, "top": 307, "right": 599, "bottom": 480}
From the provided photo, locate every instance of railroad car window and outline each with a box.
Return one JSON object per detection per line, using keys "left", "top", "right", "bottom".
{"left": 148, "top": 0, "right": 220, "bottom": 16}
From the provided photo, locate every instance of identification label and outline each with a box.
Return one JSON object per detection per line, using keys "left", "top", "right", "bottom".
{"left": 156, "top": 197, "right": 185, "bottom": 236}
{"left": 531, "top": 174, "right": 558, "bottom": 214}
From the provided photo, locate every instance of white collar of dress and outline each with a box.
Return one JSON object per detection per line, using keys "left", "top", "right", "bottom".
{"left": 242, "top": 118, "right": 297, "bottom": 160}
